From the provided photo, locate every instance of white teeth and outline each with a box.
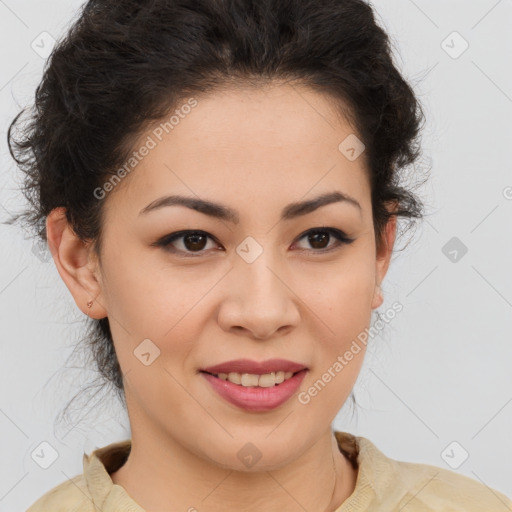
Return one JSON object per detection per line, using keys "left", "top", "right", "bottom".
{"left": 241, "top": 373, "right": 259, "bottom": 387}
{"left": 228, "top": 372, "right": 241, "bottom": 384}
{"left": 215, "top": 371, "right": 295, "bottom": 387}
{"left": 257, "top": 373, "right": 276, "bottom": 388}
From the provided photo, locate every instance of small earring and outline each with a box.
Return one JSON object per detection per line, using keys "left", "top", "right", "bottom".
{"left": 86, "top": 300, "right": 93, "bottom": 308}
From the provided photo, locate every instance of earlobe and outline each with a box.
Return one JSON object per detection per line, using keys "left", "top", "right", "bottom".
{"left": 46, "top": 207, "right": 107, "bottom": 319}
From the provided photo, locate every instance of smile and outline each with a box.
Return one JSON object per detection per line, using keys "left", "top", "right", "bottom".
{"left": 202, "top": 370, "right": 296, "bottom": 387}
{"left": 200, "top": 369, "right": 308, "bottom": 411}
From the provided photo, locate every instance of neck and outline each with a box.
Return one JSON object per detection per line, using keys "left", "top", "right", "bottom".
{"left": 110, "top": 427, "right": 357, "bottom": 512}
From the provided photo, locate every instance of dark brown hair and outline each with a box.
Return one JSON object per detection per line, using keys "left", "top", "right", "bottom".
{"left": 7, "top": 0, "right": 428, "bottom": 426}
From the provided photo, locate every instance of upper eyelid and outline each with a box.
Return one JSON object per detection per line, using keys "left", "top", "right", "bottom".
{"left": 157, "top": 227, "right": 353, "bottom": 253}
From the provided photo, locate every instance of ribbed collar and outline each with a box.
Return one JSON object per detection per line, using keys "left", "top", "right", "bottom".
{"left": 83, "top": 431, "right": 393, "bottom": 511}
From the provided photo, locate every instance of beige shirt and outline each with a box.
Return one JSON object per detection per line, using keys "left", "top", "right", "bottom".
{"left": 26, "top": 431, "right": 512, "bottom": 511}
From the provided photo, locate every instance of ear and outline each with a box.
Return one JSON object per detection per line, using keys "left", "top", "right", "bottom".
{"left": 371, "top": 201, "right": 398, "bottom": 310}
{"left": 46, "top": 207, "right": 107, "bottom": 319}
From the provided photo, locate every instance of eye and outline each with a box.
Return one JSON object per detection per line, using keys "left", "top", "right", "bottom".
{"left": 153, "top": 227, "right": 355, "bottom": 258}
{"left": 153, "top": 230, "right": 221, "bottom": 257}
{"left": 292, "top": 227, "right": 355, "bottom": 253}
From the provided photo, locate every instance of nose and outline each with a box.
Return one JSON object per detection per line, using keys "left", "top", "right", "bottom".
{"left": 217, "top": 250, "right": 301, "bottom": 340}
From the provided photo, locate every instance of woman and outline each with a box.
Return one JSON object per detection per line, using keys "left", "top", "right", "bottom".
{"left": 8, "top": 0, "right": 511, "bottom": 510}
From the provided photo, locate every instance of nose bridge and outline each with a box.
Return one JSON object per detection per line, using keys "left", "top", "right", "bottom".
{"left": 219, "top": 238, "right": 299, "bottom": 338}
{"left": 235, "top": 241, "right": 286, "bottom": 306}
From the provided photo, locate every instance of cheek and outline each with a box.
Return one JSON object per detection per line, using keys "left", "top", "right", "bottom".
{"left": 302, "top": 254, "right": 375, "bottom": 376}
{"left": 100, "top": 256, "right": 218, "bottom": 383}
{"left": 303, "top": 252, "right": 376, "bottom": 326}
{"left": 98, "top": 239, "right": 202, "bottom": 336}
{"left": 301, "top": 271, "right": 373, "bottom": 416}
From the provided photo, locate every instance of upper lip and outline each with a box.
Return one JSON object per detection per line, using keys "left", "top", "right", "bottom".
{"left": 201, "top": 358, "right": 308, "bottom": 375}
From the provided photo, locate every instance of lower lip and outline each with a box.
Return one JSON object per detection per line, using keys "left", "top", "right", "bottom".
{"left": 200, "top": 370, "right": 308, "bottom": 412}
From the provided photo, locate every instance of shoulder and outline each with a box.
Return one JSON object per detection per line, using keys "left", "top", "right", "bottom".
{"left": 347, "top": 434, "right": 512, "bottom": 512}
{"left": 391, "top": 458, "right": 512, "bottom": 511}
{"left": 26, "top": 473, "right": 95, "bottom": 512}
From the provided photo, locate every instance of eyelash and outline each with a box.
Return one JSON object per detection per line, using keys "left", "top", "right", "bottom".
{"left": 153, "top": 227, "right": 355, "bottom": 257}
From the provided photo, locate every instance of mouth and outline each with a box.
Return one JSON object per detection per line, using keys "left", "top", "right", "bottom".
{"left": 199, "top": 369, "right": 305, "bottom": 388}
{"left": 199, "top": 368, "right": 309, "bottom": 412}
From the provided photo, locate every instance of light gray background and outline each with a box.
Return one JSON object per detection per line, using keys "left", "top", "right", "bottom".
{"left": 1, "top": 0, "right": 511, "bottom": 510}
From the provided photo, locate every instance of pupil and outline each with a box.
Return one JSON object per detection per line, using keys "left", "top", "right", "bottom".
{"left": 185, "top": 233, "right": 207, "bottom": 251}
{"left": 309, "top": 231, "right": 329, "bottom": 249}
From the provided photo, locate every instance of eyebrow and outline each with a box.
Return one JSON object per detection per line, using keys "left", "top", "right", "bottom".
{"left": 138, "top": 191, "right": 362, "bottom": 223}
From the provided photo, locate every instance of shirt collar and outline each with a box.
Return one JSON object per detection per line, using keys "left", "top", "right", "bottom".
{"left": 83, "top": 440, "right": 144, "bottom": 512}
{"left": 82, "top": 431, "right": 392, "bottom": 511}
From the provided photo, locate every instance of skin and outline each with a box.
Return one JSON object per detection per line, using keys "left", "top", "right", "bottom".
{"left": 46, "top": 82, "right": 397, "bottom": 512}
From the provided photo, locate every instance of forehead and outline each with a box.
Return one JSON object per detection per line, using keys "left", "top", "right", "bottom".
{"left": 105, "top": 83, "right": 371, "bottom": 220}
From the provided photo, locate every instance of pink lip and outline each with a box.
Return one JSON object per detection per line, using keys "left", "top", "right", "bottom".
{"left": 201, "top": 369, "right": 308, "bottom": 411}
{"left": 201, "top": 358, "right": 307, "bottom": 375}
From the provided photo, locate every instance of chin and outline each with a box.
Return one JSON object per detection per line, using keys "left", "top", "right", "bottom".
{"left": 191, "top": 431, "right": 307, "bottom": 473}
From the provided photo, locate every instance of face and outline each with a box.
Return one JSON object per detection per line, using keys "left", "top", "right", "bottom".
{"left": 50, "top": 82, "right": 395, "bottom": 470}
